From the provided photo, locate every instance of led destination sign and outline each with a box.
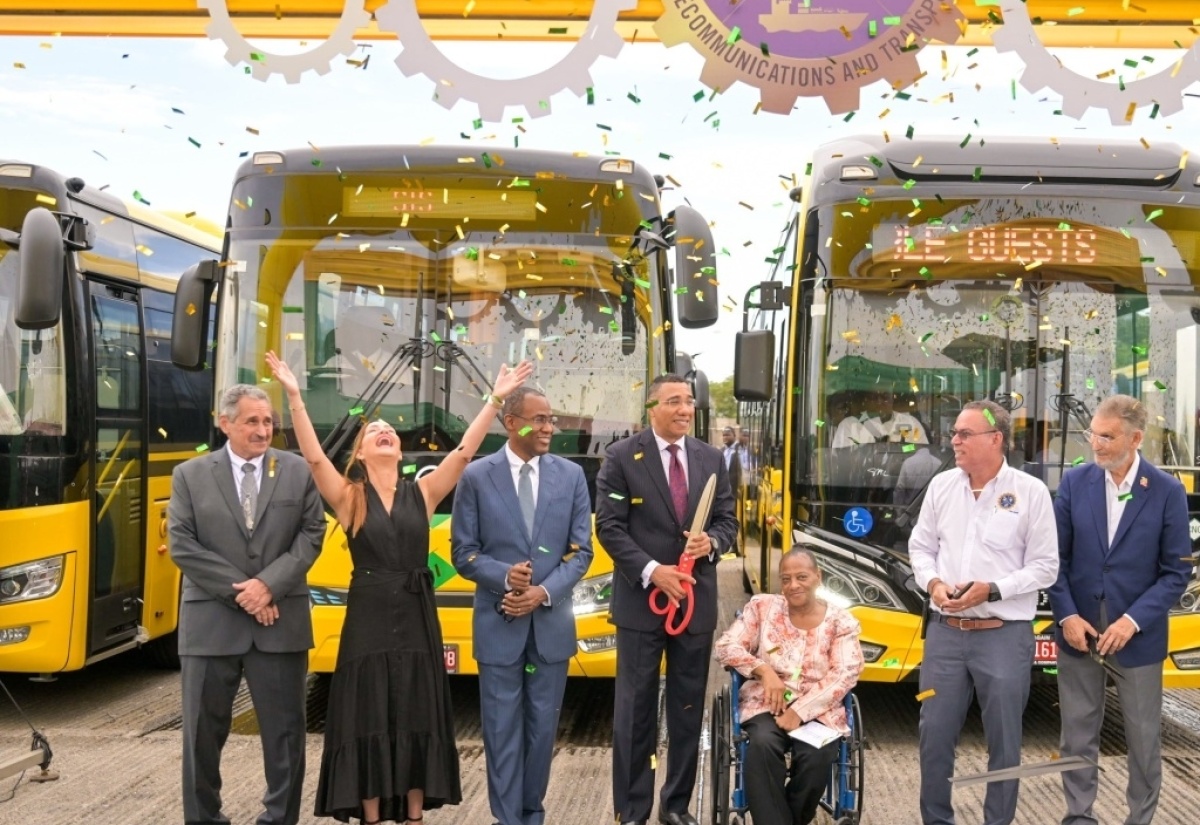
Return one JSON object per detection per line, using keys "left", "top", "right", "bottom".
{"left": 874, "top": 220, "right": 1141, "bottom": 268}
{"left": 342, "top": 186, "right": 538, "bottom": 221}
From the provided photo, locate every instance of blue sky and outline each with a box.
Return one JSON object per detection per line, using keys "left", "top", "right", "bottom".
{"left": 2, "top": 31, "right": 1199, "bottom": 377}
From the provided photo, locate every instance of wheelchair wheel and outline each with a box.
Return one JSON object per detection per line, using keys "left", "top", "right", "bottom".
{"left": 709, "top": 685, "right": 731, "bottom": 825}
{"left": 842, "top": 692, "right": 866, "bottom": 823}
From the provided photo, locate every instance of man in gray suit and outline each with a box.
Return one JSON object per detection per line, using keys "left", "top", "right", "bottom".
{"left": 168, "top": 384, "right": 325, "bottom": 825}
{"left": 451, "top": 386, "right": 593, "bottom": 825}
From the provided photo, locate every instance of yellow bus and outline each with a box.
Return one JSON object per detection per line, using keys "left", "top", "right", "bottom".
{"left": 733, "top": 134, "right": 1200, "bottom": 686}
{"left": 0, "top": 161, "right": 221, "bottom": 676}
{"left": 169, "top": 146, "right": 719, "bottom": 677}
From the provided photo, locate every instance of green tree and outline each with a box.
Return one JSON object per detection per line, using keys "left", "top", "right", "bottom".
{"left": 707, "top": 375, "right": 738, "bottom": 419}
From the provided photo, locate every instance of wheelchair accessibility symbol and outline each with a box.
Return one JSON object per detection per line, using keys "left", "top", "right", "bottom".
{"left": 843, "top": 507, "right": 873, "bottom": 538}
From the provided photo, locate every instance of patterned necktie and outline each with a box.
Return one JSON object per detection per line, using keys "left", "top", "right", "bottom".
{"left": 518, "top": 463, "right": 535, "bottom": 538}
{"left": 240, "top": 462, "right": 257, "bottom": 531}
{"left": 666, "top": 443, "right": 688, "bottom": 524}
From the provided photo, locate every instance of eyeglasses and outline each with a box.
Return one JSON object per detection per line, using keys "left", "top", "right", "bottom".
{"left": 1082, "top": 429, "right": 1118, "bottom": 445}
{"left": 949, "top": 428, "right": 999, "bottom": 440}
{"left": 657, "top": 397, "right": 697, "bottom": 409}
{"left": 509, "top": 413, "right": 558, "bottom": 428}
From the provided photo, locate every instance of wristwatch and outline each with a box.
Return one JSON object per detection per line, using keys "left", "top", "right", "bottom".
{"left": 987, "top": 582, "right": 1001, "bottom": 603}
{"left": 709, "top": 537, "right": 720, "bottom": 555}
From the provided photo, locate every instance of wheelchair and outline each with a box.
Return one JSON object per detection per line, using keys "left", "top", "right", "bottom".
{"left": 708, "top": 669, "right": 864, "bottom": 825}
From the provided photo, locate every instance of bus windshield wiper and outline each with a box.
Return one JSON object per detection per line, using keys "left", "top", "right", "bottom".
{"left": 434, "top": 341, "right": 493, "bottom": 401}
{"left": 1051, "top": 327, "right": 1093, "bottom": 479}
{"left": 320, "top": 337, "right": 433, "bottom": 458}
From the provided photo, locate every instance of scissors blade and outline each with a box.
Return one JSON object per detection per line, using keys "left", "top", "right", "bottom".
{"left": 690, "top": 474, "right": 717, "bottom": 535}
{"left": 950, "top": 755, "right": 1099, "bottom": 787}
{"left": 1087, "top": 638, "right": 1126, "bottom": 681}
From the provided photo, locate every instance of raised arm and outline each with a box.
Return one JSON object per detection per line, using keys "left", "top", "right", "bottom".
{"left": 265, "top": 350, "right": 353, "bottom": 519}
{"left": 418, "top": 360, "right": 533, "bottom": 518}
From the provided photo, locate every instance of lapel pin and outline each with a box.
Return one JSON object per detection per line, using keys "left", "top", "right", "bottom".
{"left": 268, "top": 456, "right": 277, "bottom": 478}
{"left": 1139, "top": 476, "right": 1148, "bottom": 488}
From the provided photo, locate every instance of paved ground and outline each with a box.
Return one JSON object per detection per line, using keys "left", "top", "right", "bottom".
{"left": 3, "top": 556, "right": 1200, "bottom": 824}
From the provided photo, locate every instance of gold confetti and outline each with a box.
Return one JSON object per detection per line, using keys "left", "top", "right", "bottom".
{"left": 916, "top": 689, "right": 936, "bottom": 702}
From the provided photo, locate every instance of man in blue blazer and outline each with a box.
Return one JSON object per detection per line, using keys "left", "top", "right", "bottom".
{"left": 452, "top": 386, "right": 593, "bottom": 825}
{"left": 1049, "top": 394, "right": 1191, "bottom": 825}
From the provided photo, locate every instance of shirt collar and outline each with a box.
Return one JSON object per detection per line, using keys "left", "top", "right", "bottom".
{"left": 654, "top": 432, "right": 686, "bottom": 453}
{"left": 954, "top": 460, "right": 1011, "bottom": 494}
{"left": 504, "top": 443, "right": 540, "bottom": 471}
{"left": 229, "top": 449, "right": 265, "bottom": 472}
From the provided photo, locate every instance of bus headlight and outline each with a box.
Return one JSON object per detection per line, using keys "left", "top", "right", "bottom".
{"left": 814, "top": 555, "right": 905, "bottom": 611}
{"left": 572, "top": 572, "right": 613, "bottom": 616}
{"left": 1170, "top": 579, "right": 1200, "bottom": 615}
{"left": 0, "top": 556, "right": 65, "bottom": 604}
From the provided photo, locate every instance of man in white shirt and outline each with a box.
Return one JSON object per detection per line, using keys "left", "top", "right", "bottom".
{"left": 908, "top": 400, "right": 1059, "bottom": 825}
{"left": 865, "top": 391, "right": 929, "bottom": 444}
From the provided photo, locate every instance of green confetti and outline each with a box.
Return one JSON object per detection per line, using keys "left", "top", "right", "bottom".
{"left": 627, "top": 92, "right": 641, "bottom": 104}
{"left": 430, "top": 331, "right": 442, "bottom": 343}
{"left": 187, "top": 137, "right": 201, "bottom": 148}
{"left": 348, "top": 406, "right": 365, "bottom": 416}
{"left": 1086, "top": 378, "right": 1095, "bottom": 389}
{"left": 868, "top": 19, "right": 877, "bottom": 37}
{"left": 784, "top": 690, "right": 795, "bottom": 702}
{"left": 1042, "top": 667, "right": 1058, "bottom": 675}
{"left": 402, "top": 464, "right": 417, "bottom": 475}
{"left": 1153, "top": 379, "right": 1167, "bottom": 390}
{"left": 1146, "top": 209, "right": 1164, "bottom": 222}
{"left": 195, "top": 443, "right": 209, "bottom": 453}
{"left": 538, "top": 546, "right": 551, "bottom": 554}
{"left": 920, "top": 332, "right": 935, "bottom": 342}
{"left": 658, "top": 152, "right": 673, "bottom": 160}
{"left": 902, "top": 444, "right": 916, "bottom": 453}
{"left": 465, "top": 247, "right": 480, "bottom": 260}
{"left": 519, "top": 426, "right": 533, "bottom": 436}
{"left": 814, "top": 419, "right": 825, "bottom": 428}
{"left": 281, "top": 305, "right": 304, "bottom": 313}
{"left": 903, "top": 179, "right": 916, "bottom": 190}
{"left": 525, "top": 663, "right": 538, "bottom": 673}
{"left": 760, "top": 41, "right": 770, "bottom": 57}
{"left": 608, "top": 493, "right": 626, "bottom": 500}
{"left": 311, "top": 159, "right": 323, "bottom": 167}
{"left": 1132, "top": 345, "right": 1148, "bottom": 356}
{"left": 693, "top": 90, "right": 705, "bottom": 102}
{"left": 1118, "top": 492, "right": 1133, "bottom": 502}
{"left": 726, "top": 26, "right": 741, "bottom": 44}
{"left": 561, "top": 257, "right": 579, "bottom": 266}
{"left": 674, "top": 286, "right": 689, "bottom": 295}
{"left": 882, "top": 657, "right": 901, "bottom": 668}
{"left": 983, "top": 408, "right": 996, "bottom": 425}
{"left": 882, "top": 15, "right": 902, "bottom": 24}
{"left": 548, "top": 26, "right": 567, "bottom": 34}
{"left": 481, "top": 151, "right": 493, "bottom": 168}
{"left": 586, "top": 88, "right": 594, "bottom": 105}
{"left": 919, "top": 266, "right": 931, "bottom": 279}
{"left": 1072, "top": 456, "right": 1085, "bottom": 466}
{"left": 645, "top": 399, "right": 660, "bottom": 409}
{"left": 132, "top": 190, "right": 151, "bottom": 205}
{"left": 1058, "top": 222, "right": 1071, "bottom": 230}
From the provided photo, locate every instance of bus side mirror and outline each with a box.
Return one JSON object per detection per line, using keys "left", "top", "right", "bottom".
{"left": 171, "top": 259, "right": 219, "bottom": 371}
{"left": 734, "top": 330, "right": 775, "bottom": 401}
{"left": 670, "top": 205, "right": 718, "bottom": 329}
{"left": 15, "top": 207, "right": 65, "bottom": 330}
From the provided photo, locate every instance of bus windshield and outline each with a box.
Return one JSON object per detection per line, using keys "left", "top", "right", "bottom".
{"left": 0, "top": 186, "right": 67, "bottom": 441}
{"left": 218, "top": 169, "right": 663, "bottom": 459}
{"left": 795, "top": 195, "right": 1200, "bottom": 551}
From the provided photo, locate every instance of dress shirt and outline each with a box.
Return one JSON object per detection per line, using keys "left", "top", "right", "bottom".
{"left": 502, "top": 445, "right": 549, "bottom": 605}
{"left": 1105, "top": 452, "right": 1140, "bottom": 547}
{"left": 909, "top": 461, "right": 1058, "bottom": 621}
{"left": 723, "top": 444, "right": 736, "bottom": 469}
{"left": 229, "top": 450, "right": 265, "bottom": 494}
{"left": 714, "top": 594, "right": 863, "bottom": 734}
{"left": 504, "top": 444, "right": 540, "bottom": 508}
{"left": 640, "top": 433, "right": 716, "bottom": 588}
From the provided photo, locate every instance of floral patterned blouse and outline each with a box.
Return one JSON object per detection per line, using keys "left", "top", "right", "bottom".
{"left": 714, "top": 594, "right": 864, "bottom": 734}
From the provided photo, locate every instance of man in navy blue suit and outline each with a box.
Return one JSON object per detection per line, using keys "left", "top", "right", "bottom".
{"left": 452, "top": 386, "right": 593, "bottom": 825}
{"left": 1049, "top": 394, "right": 1191, "bottom": 825}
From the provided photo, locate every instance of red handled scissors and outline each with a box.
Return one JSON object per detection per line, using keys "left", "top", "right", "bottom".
{"left": 649, "top": 552, "right": 696, "bottom": 636}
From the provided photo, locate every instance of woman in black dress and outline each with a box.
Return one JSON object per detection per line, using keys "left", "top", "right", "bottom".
{"left": 266, "top": 350, "right": 532, "bottom": 824}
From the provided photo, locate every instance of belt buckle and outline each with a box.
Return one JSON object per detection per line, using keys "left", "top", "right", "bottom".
{"left": 956, "top": 617, "right": 976, "bottom": 631}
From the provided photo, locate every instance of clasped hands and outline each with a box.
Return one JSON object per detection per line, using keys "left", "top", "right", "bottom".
{"left": 1062, "top": 614, "right": 1135, "bottom": 657}
{"left": 234, "top": 578, "right": 278, "bottom": 626}
{"left": 755, "top": 665, "right": 801, "bottom": 732}
{"left": 929, "top": 580, "right": 989, "bottom": 612}
{"left": 647, "top": 529, "right": 711, "bottom": 607}
{"left": 502, "top": 560, "right": 547, "bottom": 618}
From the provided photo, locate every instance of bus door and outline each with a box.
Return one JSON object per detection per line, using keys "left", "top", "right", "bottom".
{"left": 88, "top": 280, "right": 146, "bottom": 653}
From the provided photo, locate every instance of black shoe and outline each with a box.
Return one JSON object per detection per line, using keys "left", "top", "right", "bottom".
{"left": 658, "top": 813, "right": 700, "bottom": 825}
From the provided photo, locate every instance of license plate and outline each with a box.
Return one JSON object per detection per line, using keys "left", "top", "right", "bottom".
{"left": 443, "top": 644, "right": 459, "bottom": 673}
{"left": 1034, "top": 633, "right": 1058, "bottom": 667}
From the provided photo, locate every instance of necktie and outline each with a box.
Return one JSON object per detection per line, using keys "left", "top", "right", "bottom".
{"left": 518, "top": 463, "right": 535, "bottom": 538}
{"left": 241, "top": 462, "right": 257, "bottom": 531}
{"left": 667, "top": 443, "right": 688, "bottom": 524}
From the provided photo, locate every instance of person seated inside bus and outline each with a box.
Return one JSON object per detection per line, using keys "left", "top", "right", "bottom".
{"left": 894, "top": 442, "right": 945, "bottom": 508}
{"left": 715, "top": 546, "right": 864, "bottom": 825}
{"left": 830, "top": 391, "right": 874, "bottom": 449}
{"left": 864, "top": 391, "right": 928, "bottom": 445}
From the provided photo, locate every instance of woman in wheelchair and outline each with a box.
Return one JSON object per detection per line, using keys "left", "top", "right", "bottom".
{"left": 714, "top": 547, "right": 864, "bottom": 825}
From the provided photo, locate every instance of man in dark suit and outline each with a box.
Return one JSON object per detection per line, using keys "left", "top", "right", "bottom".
{"left": 168, "top": 384, "right": 325, "bottom": 825}
{"left": 451, "top": 386, "right": 593, "bottom": 825}
{"left": 597, "top": 373, "right": 739, "bottom": 825}
{"left": 1049, "top": 394, "right": 1191, "bottom": 825}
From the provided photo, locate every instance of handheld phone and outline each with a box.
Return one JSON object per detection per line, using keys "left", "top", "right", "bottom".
{"left": 949, "top": 581, "right": 975, "bottom": 600}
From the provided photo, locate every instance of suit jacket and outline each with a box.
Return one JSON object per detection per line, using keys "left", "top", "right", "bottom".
{"left": 596, "top": 430, "right": 739, "bottom": 634}
{"left": 168, "top": 446, "right": 326, "bottom": 656}
{"left": 451, "top": 449, "right": 594, "bottom": 666}
{"left": 1049, "top": 456, "right": 1191, "bottom": 668}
